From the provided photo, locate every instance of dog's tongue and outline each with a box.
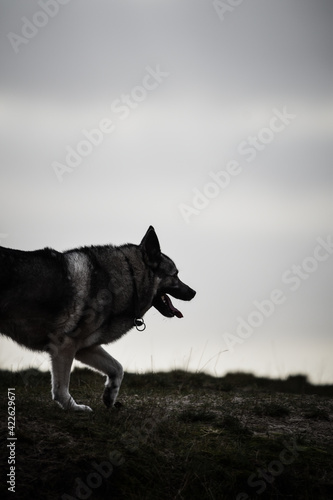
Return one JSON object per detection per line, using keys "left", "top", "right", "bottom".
{"left": 165, "top": 295, "right": 183, "bottom": 318}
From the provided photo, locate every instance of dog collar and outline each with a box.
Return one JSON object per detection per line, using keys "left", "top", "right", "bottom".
{"left": 133, "top": 318, "right": 146, "bottom": 332}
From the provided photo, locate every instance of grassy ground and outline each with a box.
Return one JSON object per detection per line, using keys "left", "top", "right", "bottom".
{"left": 0, "top": 368, "right": 332, "bottom": 500}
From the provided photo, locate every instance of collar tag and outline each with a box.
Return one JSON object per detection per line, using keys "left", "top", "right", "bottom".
{"left": 134, "top": 318, "right": 146, "bottom": 332}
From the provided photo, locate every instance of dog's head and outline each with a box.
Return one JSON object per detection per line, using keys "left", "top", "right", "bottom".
{"left": 140, "top": 226, "right": 196, "bottom": 318}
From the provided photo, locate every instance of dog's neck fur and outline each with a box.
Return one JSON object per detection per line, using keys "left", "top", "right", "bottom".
{"left": 118, "top": 248, "right": 146, "bottom": 331}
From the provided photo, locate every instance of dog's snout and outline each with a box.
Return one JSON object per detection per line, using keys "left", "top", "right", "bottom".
{"left": 166, "top": 280, "right": 196, "bottom": 301}
{"left": 182, "top": 283, "right": 196, "bottom": 301}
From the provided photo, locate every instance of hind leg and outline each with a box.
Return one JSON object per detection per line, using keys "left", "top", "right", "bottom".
{"left": 50, "top": 340, "right": 92, "bottom": 412}
{"left": 75, "top": 345, "right": 124, "bottom": 408}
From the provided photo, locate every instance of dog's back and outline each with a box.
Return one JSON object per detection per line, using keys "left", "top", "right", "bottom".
{"left": 0, "top": 246, "right": 72, "bottom": 350}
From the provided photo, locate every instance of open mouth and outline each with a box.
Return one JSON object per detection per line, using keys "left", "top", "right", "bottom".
{"left": 153, "top": 294, "right": 183, "bottom": 318}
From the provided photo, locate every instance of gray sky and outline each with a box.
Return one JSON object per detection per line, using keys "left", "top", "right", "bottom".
{"left": 0, "top": 0, "right": 332, "bottom": 383}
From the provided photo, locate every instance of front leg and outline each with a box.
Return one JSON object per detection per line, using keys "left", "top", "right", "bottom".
{"left": 75, "top": 345, "right": 124, "bottom": 408}
{"left": 50, "top": 340, "right": 92, "bottom": 412}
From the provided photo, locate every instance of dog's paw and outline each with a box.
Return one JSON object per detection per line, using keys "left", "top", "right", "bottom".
{"left": 73, "top": 403, "right": 93, "bottom": 412}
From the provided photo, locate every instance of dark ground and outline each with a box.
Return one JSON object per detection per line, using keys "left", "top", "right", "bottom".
{"left": 0, "top": 368, "right": 332, "bottom": 500}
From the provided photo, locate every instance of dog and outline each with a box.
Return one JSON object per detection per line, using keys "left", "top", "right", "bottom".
{"left": 0, "top": 226, "right": 196, "bottom": 411}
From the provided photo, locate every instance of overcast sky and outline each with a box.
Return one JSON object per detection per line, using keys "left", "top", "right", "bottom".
{"left": 0, "top": 0, "right": 332, "bottom": 383}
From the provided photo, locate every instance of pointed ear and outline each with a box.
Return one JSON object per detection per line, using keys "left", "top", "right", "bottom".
{"left": 140, "top": 226, "right": 161, "bottom": 268}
